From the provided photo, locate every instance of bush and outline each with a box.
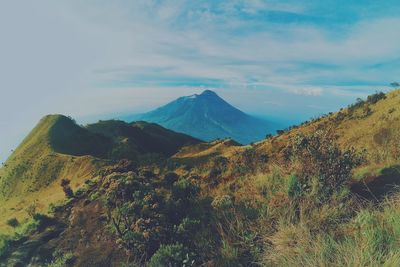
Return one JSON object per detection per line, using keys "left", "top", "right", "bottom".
{"left": 0, "top": 234, "right": 12, "bottom": 259}
{"left": 287, "top": 175, "right": 301, "bottom": 199}
{"left": 148, "top": 243, "right": 193, "bottom": 267}
{"left": 367, "top": 91, "right": 386, "bottom": 104}
{"left": 48, "top": 203, "right": 64, "bottom": 215}
{"left": 172, "top": 179, "right": 200, "bottom": 202}
{"left": 60, "top": 178, "right": 73, "bottom": 198}
{"left": 6, "top": 218, "right": 19, "bottom": 228}
{"left": 46, "top": 252, "right": 75, "bottom": 267}
{"left": 286, "top": 130, "right": 363, "bottom": 202}
{"left": 105, "top": 171, "right": 211, "bottom": 264}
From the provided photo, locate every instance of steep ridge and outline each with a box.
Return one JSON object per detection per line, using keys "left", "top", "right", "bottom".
{"left": 0, "top": 115, "right": 200, "bottom": 232}
{"left": 0, "top": 115, "right": 106, "bottom": 199}
{"left": 0, "top": 115, "right": 201, "bottom": 197}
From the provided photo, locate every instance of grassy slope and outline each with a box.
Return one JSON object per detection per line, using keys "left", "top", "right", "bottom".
{"left": 173, "top": 90, "right": 400, "bottom": 182}
{"left": 254, "top": 90, "right": 400, "bottom": 177}
{"left": 0, "top": 115, "right": 103, "bottom": 198}
{"left": 170, "top": 90, "right": 400, "bottom": 265}
{"left": 0, "top": 115, "right": 200, "bottom": 233}
{"left": 0, "top": 115, "right": 107, "bottom": 233}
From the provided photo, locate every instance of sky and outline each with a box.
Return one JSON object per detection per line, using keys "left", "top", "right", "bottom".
{"left": 1, "top": 0, "right": 400, "bottom": 162}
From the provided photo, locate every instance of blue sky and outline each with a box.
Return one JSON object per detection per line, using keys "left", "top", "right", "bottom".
{"left": 1, "top": 0, "right": 400, "bottom": 162}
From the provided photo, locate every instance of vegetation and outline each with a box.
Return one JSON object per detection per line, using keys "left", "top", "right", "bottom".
{"left": 5, "top": 218, "right": 19, "bottom": 228}
{"left": 1, "top": 90, "right": 400, "bottom": 266}
{"left": 60, "top": 178, "right": 73, "bottom": 198}
{"left": 103, "top": 168, "right": 215, "bottom": 264}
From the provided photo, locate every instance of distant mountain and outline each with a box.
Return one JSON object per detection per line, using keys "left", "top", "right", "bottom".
{"left": 124, "top": 90, "right": 276, "bottom": 144}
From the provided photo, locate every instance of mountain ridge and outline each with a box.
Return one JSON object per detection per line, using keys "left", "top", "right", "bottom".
{"left": 0, "top": 115, "right": 201, "bottom": 233}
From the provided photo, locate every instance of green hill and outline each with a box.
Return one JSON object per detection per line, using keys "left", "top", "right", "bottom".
{"left": 0, "top": 115, "right": 200, "bottom": 197}
{"left": 0, "top": 115, "right": 105, "bottom": 199}
{"left": 0, "top": 115, "right": 200, "bottom": 233}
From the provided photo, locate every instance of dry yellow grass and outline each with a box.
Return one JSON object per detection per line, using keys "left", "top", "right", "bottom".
{"left": 174, "top": 139, "right": 245, "bottom": 159}
{"left": 0, "top": 154, "right": 103, "bottom": 234}
{"left": 0, "top": 115, "right": 108, "bottom": 233}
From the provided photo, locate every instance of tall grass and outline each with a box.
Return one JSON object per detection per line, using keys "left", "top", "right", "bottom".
{"left": 263, "top": 194, "right": 400, "bottom": 266}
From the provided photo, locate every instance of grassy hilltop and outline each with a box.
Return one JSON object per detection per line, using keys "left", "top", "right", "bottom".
{"left": 0, "top": 115, "right": 199, "bottom": 234}
{"left": 1, "top": 90, "right": 400, "bottom": 266}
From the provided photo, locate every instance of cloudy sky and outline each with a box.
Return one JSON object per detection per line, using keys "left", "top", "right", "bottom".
{"left": 1, "top": 0, "right": 400, "bottom": 162}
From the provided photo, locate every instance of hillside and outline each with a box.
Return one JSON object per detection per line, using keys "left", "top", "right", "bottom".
{"left": 125, "top": 90, "right": 278, "bottom": 144}
{"left": 1, "top": 90, "right": 400, "bottom": 266}
{"left": 0, "top": 115, "right": 107, "bottom": 199}
{"left": 86, "top": 120, "right": 201, "bottom": 159}
{"left": 174, "top": 90, "right": 400, "bottom": 180}
{"left": 0, "top": 115, "right": 199, "bottom": 197}
{"left": 0, "top": 115, "right": 200, "bottom": 233}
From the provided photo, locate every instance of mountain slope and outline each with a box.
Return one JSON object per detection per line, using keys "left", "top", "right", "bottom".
{"left": 86, "top": 120, "right": 201, "bottom": 158}
{"left": 0, "top": 115, "right": 200, "bottom": 198}
{"left": 126, "top": 90, "right": 276, "bottom": 144}
{"left": 0, "top": 115, "right": 106, "bottom": 199}
{"left": 0, "top": 115, "right": 200, "bottom": 233}
{"left": 172, "top": 90, "right": 400, "bottom": 189}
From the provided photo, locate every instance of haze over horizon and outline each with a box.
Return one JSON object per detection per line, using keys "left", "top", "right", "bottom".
{"left": 1, "top": 0, "right": 400, "bottom": 162}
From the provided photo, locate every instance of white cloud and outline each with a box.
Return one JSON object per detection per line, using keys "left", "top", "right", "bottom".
{"left": 1, "top": 0, "right": 399, "bottom": 161}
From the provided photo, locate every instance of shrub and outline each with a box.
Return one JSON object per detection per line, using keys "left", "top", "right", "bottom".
{"left": 6, "top": 218, "right": 19, "bottom": 228}
{"left": 217, "top": 240, "right": 240, "bottom": 266}
{"left": 348, "top": 98, "right": 365, "bottom": 113}
{"left": 46, "top": 252, "right": 75, "bottom": 267}
{"left": 172, "top": 179, "right": 200, "bottom": 202}
{"left": 286, "top": 130, "right": 363, "bottom": 201}
{"left": 211, "top": 195, "right": 233, "bottom": 210}
{"left": 163, "top": 172, "right": 179, "bottom": 187}
{"left": 60, "top": 178, "right": 73, "bottom": 198}
{"left": 105, "top": 171, "right": 211, "bottom": 264}
{"left": 0, "top": 234, "right": 12, "bottom": 259}
{"left": 48, "top": 203, "right": 64, "bottom": 215}
{"left": 287, "top": 175, "right": 301, "bottom": 199}
{"left": 148, "top": 243, "right": 193, "bottom": 267}
{"left": 366, "top": 91, "right": 386, "bottom": 104}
